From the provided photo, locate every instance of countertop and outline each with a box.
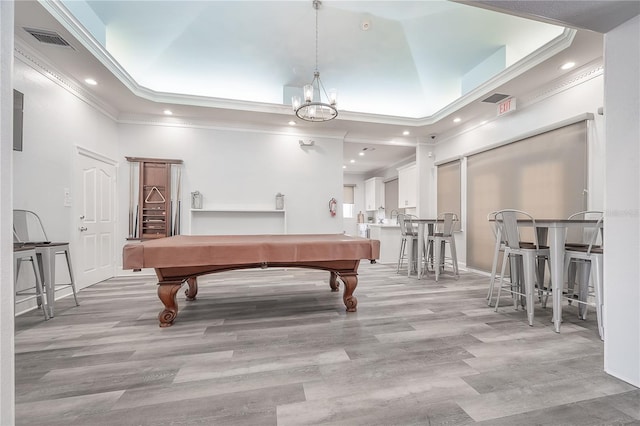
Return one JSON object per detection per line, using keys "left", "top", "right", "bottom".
{"left": 367, "top": 223, "right": 400, "bottom": 228}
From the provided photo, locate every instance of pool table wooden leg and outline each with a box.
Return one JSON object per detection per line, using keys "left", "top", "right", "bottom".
{"left": 157, "top": 281, "right": 183, "bottom": 327}
{"left": 185, "top": 277, "right": 198, "bottom": 300}
{"left": 340, "top": 273, "right": 358, "bottom": 312}
{"left": 329, "top": 272, "right": 340, "bottom": 292}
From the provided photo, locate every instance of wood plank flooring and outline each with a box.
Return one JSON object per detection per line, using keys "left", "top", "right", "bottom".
{"left": 15, "top": 262, "right": 639, "bottom": 425}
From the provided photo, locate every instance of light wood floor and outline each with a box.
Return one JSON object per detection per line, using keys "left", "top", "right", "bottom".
{"left": 15, "top": 262, "right": 639, "bottom": 425}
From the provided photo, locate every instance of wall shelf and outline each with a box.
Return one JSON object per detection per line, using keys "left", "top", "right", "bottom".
{"left": 189, "top": 208, "right": 287, "bottom": 235}
{"left": 191, "top": 209, "right": 285, "bottom": 213}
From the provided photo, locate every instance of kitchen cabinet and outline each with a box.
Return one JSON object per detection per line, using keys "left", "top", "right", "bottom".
{"left": 398, "top": 163, "right": 417, "bottom": 209}
{"left": 365, "top": 177, "right": 384, "bottom": 211}
{"left": 368, "top": 224, "right": 402, "bottom": 264}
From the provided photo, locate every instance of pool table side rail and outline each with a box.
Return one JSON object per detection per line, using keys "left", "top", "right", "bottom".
{"left": 123, "top": 234, "right": 380, "bottom": 270}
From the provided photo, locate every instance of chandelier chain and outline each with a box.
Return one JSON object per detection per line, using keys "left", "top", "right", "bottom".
{"left": 315, "top": 0, "right": 319, "bottom": 72}
{"left": 291, "top": 0, "right": 337, "bottom": 122}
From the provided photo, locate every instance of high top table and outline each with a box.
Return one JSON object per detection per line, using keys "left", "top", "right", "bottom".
{"left": 494, "top": 218, "right": 603, "bottom": 333}
{"left": 404, "top": 218, "right": 438, "bottom": 280}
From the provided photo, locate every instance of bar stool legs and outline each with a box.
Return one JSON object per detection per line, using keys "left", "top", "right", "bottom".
{"left": 425, "top": 236, "right": 459, "bottom": 281}
{"left": 36, "top": 246, "right": 79, "bottom": 318}
{"left": 14, "top": 247, "right": 49, "bottom": 320}
{"left": 564, "top": 251, "right": 604, "bottom": 340}
{"left": 397, "top": 237, "right": 407, "bottom": 273}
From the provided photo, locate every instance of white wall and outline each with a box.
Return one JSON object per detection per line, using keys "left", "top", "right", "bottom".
{"left": 416, "top": 143, "right": 437, "bottom": 218}
{"left": 12, "top": 58, "right": 119, "bottom": 241}
{"left": 13, "top": 47, "right": 346, "bottom": 277}
{"left": 603, "top": 14, "right": 640, "bottom": 387}
{"left": 0, "top": 2, "right": 15, "bottom": 423}
{"left": 425, "top": 71, "right": 605, "bottom": 268}
{"left": 435, "top": 72, "right": 605, "bottom": 190}
{"left": 11, "top": 55, "right": 119, "bottom": 296}
{"left": 373, "top": 156, "right": 416, "bottom": 182}
{"left": 116, "top": 122, "right": 344, "bottom": 247}
{"left": 372, "top": 70, "right": 605, "bottom": 271}
{"left": 8, "top": 43, "right": 348, "bottom": 273}
{"left": 3, "top": 14, "right": 636, "bottom": 424}
{"left": 343, "top": 173, "right": 366, "bottom": 236}
{"left": 1, "top": 39, "right": 351, "bottom": 421}
{"left": 370, "top": 156, "right": 419, "bottom": 217}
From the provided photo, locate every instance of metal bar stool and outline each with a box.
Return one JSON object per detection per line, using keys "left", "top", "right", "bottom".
{"left": 564, "top": 215, "right": 604, "bottom": 340}
{"left": 13, "top": 210, "right": 79, "bottom": 317}
{"left": 493, "top": 209, "right": 550, "bottom": 326}
{"left": 424, "top": 212, "right": 459, "bottom": 281}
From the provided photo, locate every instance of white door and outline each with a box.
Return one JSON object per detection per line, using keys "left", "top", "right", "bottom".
{"left": 75, "top": 150, "right": 117, "bottom": 287}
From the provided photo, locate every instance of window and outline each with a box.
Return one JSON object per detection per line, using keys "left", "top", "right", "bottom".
{"left": 384, "top": 178, "right": 399, "bottom": 218}
{"left": 437, "top": 160, "right": 461, "bottom": 231}
{"left": 343, "top": 184, "right": 355, "bottom": 218}
{"left": 466, "top": 121, "right": 587, "bottom": 271}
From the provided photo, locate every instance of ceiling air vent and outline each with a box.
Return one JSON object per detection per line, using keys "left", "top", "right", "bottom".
{"left": 23, "top": 28, "right": 74, "bottom": 49}
{"left": 482, "top": 93, "right": 510, "bottom": 104}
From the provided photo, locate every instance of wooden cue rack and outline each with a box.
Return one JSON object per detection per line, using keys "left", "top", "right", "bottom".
{"left": 126, "top": 157, "right": 183, "bottom": 240}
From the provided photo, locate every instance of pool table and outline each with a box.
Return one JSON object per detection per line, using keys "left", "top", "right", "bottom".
{"left": 123, "top": 234, "right": 380, "bottom": 327}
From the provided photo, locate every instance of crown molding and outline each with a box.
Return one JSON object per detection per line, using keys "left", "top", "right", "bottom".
{"left": 434, "top": 58, "right": 603, "bottom": 145}
{"left": 14, "top": 32, "right": 348, "bottom": 141}
{"left": 38, "top": 0, "right": 142, "bottom": 101}
{"left": 75, "top": 145, "right": 118, "bottom": 166}
{"left": 343, "top": 136, "right": 416, "bottom": 147}
{"left": 519, "top": 59, "right": 603, "bottom": 107}
{"left": 420, "top": 28, "right": 577, "bottom": 126}
{"left": 117, "top": 113, "right": 347, "bottom": 141}
{"left": 14, "top": 37, "right": 119, "bottom": 120}
{"left": 38, "top": 0, "right": 326, "bottom": 117}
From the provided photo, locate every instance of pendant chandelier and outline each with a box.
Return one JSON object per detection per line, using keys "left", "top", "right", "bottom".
{"left": 292, "top": 0, "right": 338, "bottom": 122}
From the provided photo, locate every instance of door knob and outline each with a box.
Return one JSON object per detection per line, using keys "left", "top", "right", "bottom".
{"left": 79, "top": 226, "right": 87, "bottom": 232}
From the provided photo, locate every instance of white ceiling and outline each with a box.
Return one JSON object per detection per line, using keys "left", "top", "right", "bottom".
{"left": 62, "top": 0, "right": 565, "bottom": 118}
{"left": 14, "top": 1, "right": 634, "bottom": 174}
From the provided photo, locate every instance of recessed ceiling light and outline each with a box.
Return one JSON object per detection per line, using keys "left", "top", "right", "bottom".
{"left": 163, "top": 109, "right": 173, "bottom": 115}
{"left": 84, "top": 78, "right": 97, "bottom": 86}
{"left": 560, "top": 61, "right": 576, "bottom": 70}
{"left": 350, "top": 159, "right": 355, "bottom": 163}
{"left": 288, "top": 121, "right": 296, "bottom": 125}
{"left": 402, "top": 130, "right": 410, "bottom": 136}
{"left": 359, "top": 152, "right": 365, "bottom": 156}
{"left": 343, "top": 165, "right": 347, "bottom": 169}
{"left": 453, "top": 117, "right": 461, "bottom": 123}
{"left": 480, "top": 120, "right": 488, "bottom": 125}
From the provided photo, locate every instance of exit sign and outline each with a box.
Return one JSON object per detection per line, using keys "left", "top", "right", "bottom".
{"left": 497, "top": 97, "right": 516, "bottom": 116}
